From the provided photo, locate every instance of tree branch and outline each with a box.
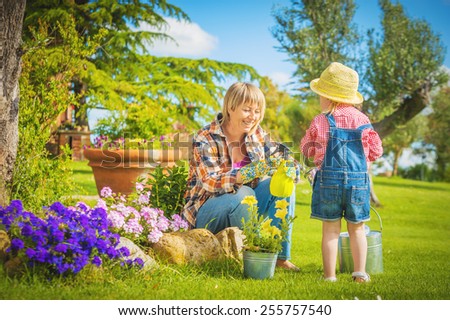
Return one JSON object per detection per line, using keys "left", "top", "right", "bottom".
{"left": 372, "top": 80, "right": 432, "bottom": 139}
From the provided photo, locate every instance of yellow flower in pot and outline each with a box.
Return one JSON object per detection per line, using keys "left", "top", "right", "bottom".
{"left": 240, "top": 196, "right": 294, "bottom": 279}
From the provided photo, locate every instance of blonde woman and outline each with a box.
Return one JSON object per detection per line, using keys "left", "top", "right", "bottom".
{"left": 301, "top": 62, "right": 383, "bottom": 282}
{"left": 181, "top": 82, "right": 301, "bottom": 271}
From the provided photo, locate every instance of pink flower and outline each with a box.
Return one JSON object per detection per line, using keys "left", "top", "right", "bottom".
{"left": 148, "top": 229, "right": 163, "bottom": 243}
{"left": 135, "top": 182, "right": 144, "bottom": 192}
{"left": 96, "top": 199, "right": 107, "bottom": 210}
{"left": 138, "top": 194, "right": 149, "bottom": 205}
{"left": 100, "top": 187, "right": 113, "bottom": 198}
{"left": 156, "top": 216, "right": 170, "bottom": 232}
{"left": 170, "top": 214, "right": 189, "bottom": 231}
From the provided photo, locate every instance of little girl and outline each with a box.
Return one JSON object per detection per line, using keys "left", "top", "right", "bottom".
{"left": 301, "top": 62, "right": 383, "bottom": 282}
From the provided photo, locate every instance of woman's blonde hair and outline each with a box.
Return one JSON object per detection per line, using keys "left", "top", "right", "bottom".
{"left": 220, "top": 82, "right": 266, "bottom": 134}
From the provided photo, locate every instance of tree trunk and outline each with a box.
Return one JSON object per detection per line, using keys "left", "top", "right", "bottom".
{"left": 73, "top": 79, "right": 89, "bottom": 128}
{"left": 0, "top": 0, "right": 26, "bottom": 206}
{"left": 392, "top": 149, "right": 401, "bottom": 176}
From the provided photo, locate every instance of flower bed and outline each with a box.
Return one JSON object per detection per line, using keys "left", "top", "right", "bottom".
{"left": 98, "top": 182, "right": 188, "bottom": 246}
{"left": 1, "top": 200, "right": 143, "bottom": 276}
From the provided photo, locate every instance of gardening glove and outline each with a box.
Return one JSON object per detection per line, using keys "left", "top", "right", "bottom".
{"left": 239, "top": 159, "right": 271, "bottom": 184}
{"left": 270, "top": 160, "right": 295, "bottom": 197}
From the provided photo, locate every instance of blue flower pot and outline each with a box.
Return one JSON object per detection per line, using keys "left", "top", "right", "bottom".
{"left": 243, "top": 251, "right": 278, "bottom": 280}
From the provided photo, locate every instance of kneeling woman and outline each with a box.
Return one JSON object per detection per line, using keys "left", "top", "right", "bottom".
{"left": 181, "top": 82, "right": 301, "bottom": 271}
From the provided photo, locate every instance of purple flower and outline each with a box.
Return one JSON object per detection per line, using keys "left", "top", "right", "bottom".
{"left": 49, "top": 202, "right": 66, "bottom": 214}
{"left": 21, "top": 224, "right": 33, "bottom": 237}
{"left": 11, "top": 238, "right": 25, "bottom": 251}
{"left": 118, "top": 246, "right": 130, "bottom": 257}
{"left": 25, "top": 248, "right": 36, "bottom": 259}
{"left": 54, "top": 243, "right": 68, "bottom": 253}
{"left": 92, "top": 256, "right": 102, "bottom": 267}
{"left": 133, "top": 258, "right": 144, "bottom": 269}
{"left": 10, "top": 200, "right": 23, "bottom": 214}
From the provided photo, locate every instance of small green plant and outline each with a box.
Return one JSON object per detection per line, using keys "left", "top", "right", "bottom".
{"left": 241, "top": 196, "right": 294, "bottom": 253}
{"left": 145, "top": 164, "right": 188, "bottom": 218}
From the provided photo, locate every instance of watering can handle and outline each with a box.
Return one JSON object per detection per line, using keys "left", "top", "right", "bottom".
{"left": 370, "top": 206, "right": 383, "bottom": 231}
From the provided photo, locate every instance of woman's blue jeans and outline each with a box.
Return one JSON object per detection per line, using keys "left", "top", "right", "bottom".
{"left": 195, "top": 178, "right": 295, "bottom": 260}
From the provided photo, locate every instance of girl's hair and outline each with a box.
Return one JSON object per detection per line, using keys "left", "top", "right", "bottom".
{"left": 220, "top": 82, "right": 266, "bottom": 134}
{"left": 328, "top": 100, "right": 362, "bottom": 114}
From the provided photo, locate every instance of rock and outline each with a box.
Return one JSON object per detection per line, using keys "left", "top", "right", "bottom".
{"left": 215, "top": 227, "right": 245, "bottom": 262}
{"left": 4, "top": 257, "right": 24, "bottom": 277}
{"left": 117, "top": 237, "right": 158, "bottom": 271}
{"left": 151, "top": 229, "right": 224, "bottom": 265}
{"left": 0, "top": 230, "right": 10, "bottom": 263}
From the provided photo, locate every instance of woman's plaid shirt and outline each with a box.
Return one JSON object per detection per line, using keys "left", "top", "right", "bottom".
{"left": 181, "top": 114, "right": 300, "bottom": 228}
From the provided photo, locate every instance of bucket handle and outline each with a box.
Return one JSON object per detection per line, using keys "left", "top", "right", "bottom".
{"left": 370, "top": 206, "right": 383, "bottom": 231}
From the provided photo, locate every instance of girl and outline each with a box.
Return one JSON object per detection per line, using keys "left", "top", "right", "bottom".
{"left": 301, "top": 62, "right": 383, "bottom": 282}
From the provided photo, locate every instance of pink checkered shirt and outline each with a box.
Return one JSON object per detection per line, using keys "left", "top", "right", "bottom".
{"left": 300, "top": 106, "right": 383, "bottom": 168}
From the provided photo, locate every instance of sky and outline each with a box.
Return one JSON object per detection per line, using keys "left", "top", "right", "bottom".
{"left": 144, "top": 0, "right": 450, "bottom": 91}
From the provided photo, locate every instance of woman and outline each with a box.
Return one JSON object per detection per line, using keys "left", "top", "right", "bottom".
{"left": 181, "top": 82, "right": 301, "bottom": 271}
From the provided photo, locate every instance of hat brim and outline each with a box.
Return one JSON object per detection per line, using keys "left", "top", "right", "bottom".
{"left": 310, "top": 79, "right": 364, "bottom": 105}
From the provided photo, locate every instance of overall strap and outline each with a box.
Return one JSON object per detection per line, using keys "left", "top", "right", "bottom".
{"left": 357, "top": 123, "right": 373, "bottom": 131}
{"left": 325, "top": 113, "right": 336, "bottom": 128}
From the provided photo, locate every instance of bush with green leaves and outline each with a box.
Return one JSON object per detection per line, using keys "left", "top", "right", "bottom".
{"left": 11, "top": 19, "right": 100, "bottom": 213}
{"left": 144, "top": 164, "right": 188, "bottom": 218}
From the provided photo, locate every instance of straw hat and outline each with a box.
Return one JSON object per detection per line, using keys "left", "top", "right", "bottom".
{"left": 310, "top": 62, "right": 363, "bottom": 104}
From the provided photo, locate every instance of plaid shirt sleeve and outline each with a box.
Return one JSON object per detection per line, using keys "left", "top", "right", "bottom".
{"left": 362, "top": 128, "right": 383, "bottom": 162}
{"left": 192, "top": 133, "right": 238, "bottom": 195}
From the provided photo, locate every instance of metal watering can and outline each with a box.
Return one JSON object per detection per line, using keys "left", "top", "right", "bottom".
{"left": 338, "top": 206, "right": 383, "bottom": 274}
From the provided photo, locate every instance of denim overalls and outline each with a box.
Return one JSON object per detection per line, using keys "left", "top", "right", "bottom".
{"left": 311, "top": 113, "right": 372, "bottom": 223}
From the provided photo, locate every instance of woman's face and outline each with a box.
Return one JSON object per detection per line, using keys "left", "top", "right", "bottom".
{"left": 228, "top": 103, "right": 261, "bottom": 135}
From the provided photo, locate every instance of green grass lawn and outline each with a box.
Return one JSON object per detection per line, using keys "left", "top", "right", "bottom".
{"left": 1, "top": 163, "right": 449, "bottom": 300}
{"left": 70, "top": 160, "right": 98, "bottom": 196}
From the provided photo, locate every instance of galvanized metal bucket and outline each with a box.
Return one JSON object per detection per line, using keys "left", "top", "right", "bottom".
{"left": 338, "top": 207, "right": 383, "bottom": 274}
{"left": 243, "top": 251, "right": 278, "bottom": 280}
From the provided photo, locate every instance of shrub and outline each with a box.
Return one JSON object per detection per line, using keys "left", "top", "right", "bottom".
{"left": 145, "top": 164, "right": 188, "bottom": 218}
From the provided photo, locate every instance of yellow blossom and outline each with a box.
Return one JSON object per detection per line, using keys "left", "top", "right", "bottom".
{"left": 275, "top": 199, "right": 289, "bottom": 210}
{"left": 270, "top": 225, "right": 282, "bottom": 238}
{"left": 261, "top": 219, "right": 273, "bottom": 233}
{"left": 275, "top": 208, "right": 288, "bottom": 220}
{"left": 241, "top": 195, "right": 258, "bottom": 207}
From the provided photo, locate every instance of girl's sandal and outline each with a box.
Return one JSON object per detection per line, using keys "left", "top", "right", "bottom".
{"left": 352, "top": 272, "right": 371, "bottom": 283}
{"left": 324, "top": 276, "right": 337, "bottom": 282}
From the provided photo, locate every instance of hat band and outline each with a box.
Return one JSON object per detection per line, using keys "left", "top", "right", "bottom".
{"left": 316, "top": 78, "right": 358, "bottom": 100}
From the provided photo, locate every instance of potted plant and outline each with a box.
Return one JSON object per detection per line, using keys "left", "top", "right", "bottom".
{"left": 240, "top": 195, "right": 294, "bottom": 280}
{"left": 83, "top": 134, "right": 190, "bottom": 195}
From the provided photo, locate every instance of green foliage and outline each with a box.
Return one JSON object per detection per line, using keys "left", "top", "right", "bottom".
{"left": 382, "top": 114, "right": 428, "bottom": 176}
{"left": 12, "top": 18, "right": 99, "bottom": 213}
{"left": 272, "top": 0, "right": 359, "bottom": 90}
{"left": 23, "top": 1, "right": 262, "bottom": 138}
{"left": 145, "top": 164, "right": 188, "bottom": 218}
{"left": 426, "top": 86, "right": 450, "bottom": 181}
{"left": 366, "top": 0, "right": 447, "bottom": 119}
{"left": 398, "top": 164, "right": 438, "bottom": 182}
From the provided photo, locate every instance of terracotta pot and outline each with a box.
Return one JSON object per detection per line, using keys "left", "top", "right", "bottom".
{"left": 83, "top": 148, "right": 189, "bottom": 195}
